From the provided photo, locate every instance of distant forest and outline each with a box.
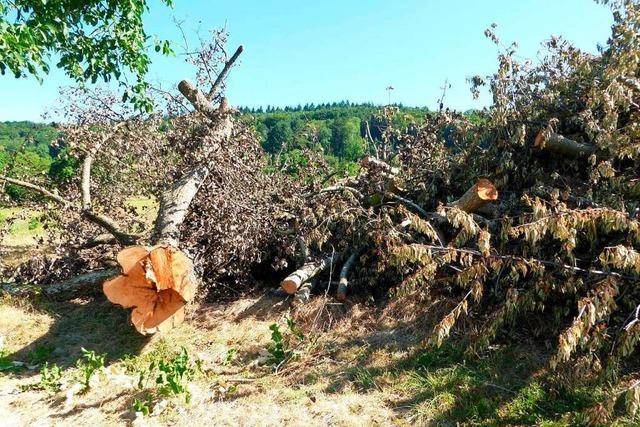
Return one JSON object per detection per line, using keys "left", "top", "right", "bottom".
{"left": 0, "top": 103, "right": 475, "bottom": 201}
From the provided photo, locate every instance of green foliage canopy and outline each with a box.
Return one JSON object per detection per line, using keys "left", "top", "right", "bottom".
{"left": 0, "top": 0, "right": 174, "bottom": 110}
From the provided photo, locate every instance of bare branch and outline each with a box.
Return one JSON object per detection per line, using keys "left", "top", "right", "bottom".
{"left": 178, "top": 80, "right": 220, "bottom": 118}
{"left": 337, "top": 250, "right": 360, "bottom": 301}
{"left": 0, "top": 175, "right": 72, "bottom": 206}
{"left": 207, "top": 45, "right": 244, "bottom": 100}
{"left": 0, "top": 174, "right": 138, "bottom": 246}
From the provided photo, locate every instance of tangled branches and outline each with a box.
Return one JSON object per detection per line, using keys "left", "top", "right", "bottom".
{"left": 277, "top": 2, "right": 640, "bottom": 422}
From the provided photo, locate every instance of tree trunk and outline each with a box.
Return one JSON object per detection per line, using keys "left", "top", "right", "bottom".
{"left": 1, "top": 268, "right": 119, "bottom": 301}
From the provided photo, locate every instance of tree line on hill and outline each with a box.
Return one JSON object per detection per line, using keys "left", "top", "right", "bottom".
{"left": 0, "top": 104, "right": 442, "bottom": 201}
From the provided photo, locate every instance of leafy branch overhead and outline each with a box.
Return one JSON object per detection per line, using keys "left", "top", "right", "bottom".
{"left": 0, "top": 0, "right": 174, "bottom": 110}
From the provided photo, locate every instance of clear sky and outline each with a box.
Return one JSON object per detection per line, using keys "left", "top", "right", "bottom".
{"left": 0, "top": 0, "right": 614, "bottom": 121}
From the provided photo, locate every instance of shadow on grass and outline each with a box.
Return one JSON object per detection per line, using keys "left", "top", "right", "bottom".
{"left": 8, "top": 296, "right": 149, "bottom": 370}
{"left": 321, "top": 326, "right": 598, "bottom": 425}
{"left": 231, "top": 291, "right": 292, "bottom": 322}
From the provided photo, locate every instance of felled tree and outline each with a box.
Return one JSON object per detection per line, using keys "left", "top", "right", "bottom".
{"left": 1, "top": 32, "right": 304, "bottom": 331}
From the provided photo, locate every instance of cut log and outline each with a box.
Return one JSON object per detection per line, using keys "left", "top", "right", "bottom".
{"left": 534, "top": 131, "right": 595, "bottom": 158}
{"left": 281, "top": 256, "right": 336, "bottom": 294}
{"left": 449, "top": 179, "right": 498, "bottom": 213}
{"left": 336, "top": 251, "right": 359, "bottom": 301}
{"left": 103, "top": 245, "right": 196, "bottom": 334}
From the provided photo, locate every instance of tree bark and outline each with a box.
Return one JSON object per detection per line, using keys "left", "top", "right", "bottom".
{"left": 152, "top": 168, "right": 210, "bottom": 247}
{"left": 1, "top": 268, "right": 119, "bottom": 301}
{"left": 156, "top": 75, "right": 234, "bottom": 246}
{"left": 281, "top": 255, "right": 337, "bottom": 294}
{"left": 535, "top": 131, "right": 595, "bottom": 158}
{"left": 293, "top": 281, "right": 315, "bottom": 305}
{"left": 178, "top": 80, "right": 220, "bottom": 119}
{"left": 449, "top": 179, "right": 498, "bottom": 213}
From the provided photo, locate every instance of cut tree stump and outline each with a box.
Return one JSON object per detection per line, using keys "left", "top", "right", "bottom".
{"left": 449, "top": 179, "right": 498, "bottom": 213}
{"left": 103, "top": 245, "right": 196, "bottom": 334}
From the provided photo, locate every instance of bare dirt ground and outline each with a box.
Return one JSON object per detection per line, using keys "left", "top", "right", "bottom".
{"left": 0, "top": 294, "right": 416, "bottom": 426}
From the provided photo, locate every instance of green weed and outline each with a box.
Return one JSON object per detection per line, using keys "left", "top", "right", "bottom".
{"left": 267, "top": 315, "right": 304, "bottom": 367}
{"left": 132, "top": 395, "right": 153, "bottom": 417}
{"left": 154, "top": 346, "right": 195, "bottom": 403}
{"left": 223, "top": 348, "right": 237, "bottom": 366}
{"left": 39, "top": 362, "right": 62, "bottom": 392}
{"left": 76, "top": 347, "right": 105, "bottom": 391}
{"left": 0, "top": 348, "right": 23, "bottom": 372}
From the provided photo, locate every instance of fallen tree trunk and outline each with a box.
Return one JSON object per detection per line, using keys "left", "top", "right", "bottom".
{"left": 281, "top": 255, "right": 338, "bottom": 294}
{"left": 102, "top": 48, "right": 241, "bottom": 334}
{"left": 535, "top": 131, "right": 595, "bottom": 158}
{"left": 449, "top": 179, "right": 498, "bottom": 213}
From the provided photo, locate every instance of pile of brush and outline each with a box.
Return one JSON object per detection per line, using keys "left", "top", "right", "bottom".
{"left": 275, "top": 3, "right": 639, "bottom": 422}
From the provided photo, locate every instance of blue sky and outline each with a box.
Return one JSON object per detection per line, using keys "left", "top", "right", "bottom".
{"left": 0, "top": 0, "right": 614, "bottom": 121}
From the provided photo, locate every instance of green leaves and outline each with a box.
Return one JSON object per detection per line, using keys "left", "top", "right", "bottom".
{"left": 267, "top": 315, "right": 304, "bottom": 367}
{"left": 0, "top": 0, "right": 173, "bottom": 111}
{"left": 76, "top": 347, "right": 105, "bottom": 391}
{"left": 154, "top": 347, "right": 195, "bottom": 403}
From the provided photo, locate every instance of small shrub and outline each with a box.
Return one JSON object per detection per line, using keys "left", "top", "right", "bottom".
{"left": 223, "top": 348, "right": 237, "bottom": 367}
{"left": 267, "top": 315, "right": 304, "bottom": 367}
{"left": 27, "top": 216, "right": 41, "bottom": 230}
{"left": 132, "top": 395, "right": 153, "bottom": 417}
{"left": 267, "top": 323, "right": 287, "bottom": 363}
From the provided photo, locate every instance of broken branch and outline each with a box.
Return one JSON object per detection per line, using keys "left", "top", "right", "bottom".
{"left": 337, "top": 250, "right": 359, "bottom": 301}
{"left": 207, "top": 45, "right": 244, "bottom": 100}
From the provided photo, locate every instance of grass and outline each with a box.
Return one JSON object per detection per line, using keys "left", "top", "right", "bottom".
{"left": 1, "top": 293, "right": 638, "bottom": 426}
{"left": 0, "top": 197, "right": 157, "bottom": 250}
{"left": 0, "top": 207, "right": 47, "bottom": 247}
